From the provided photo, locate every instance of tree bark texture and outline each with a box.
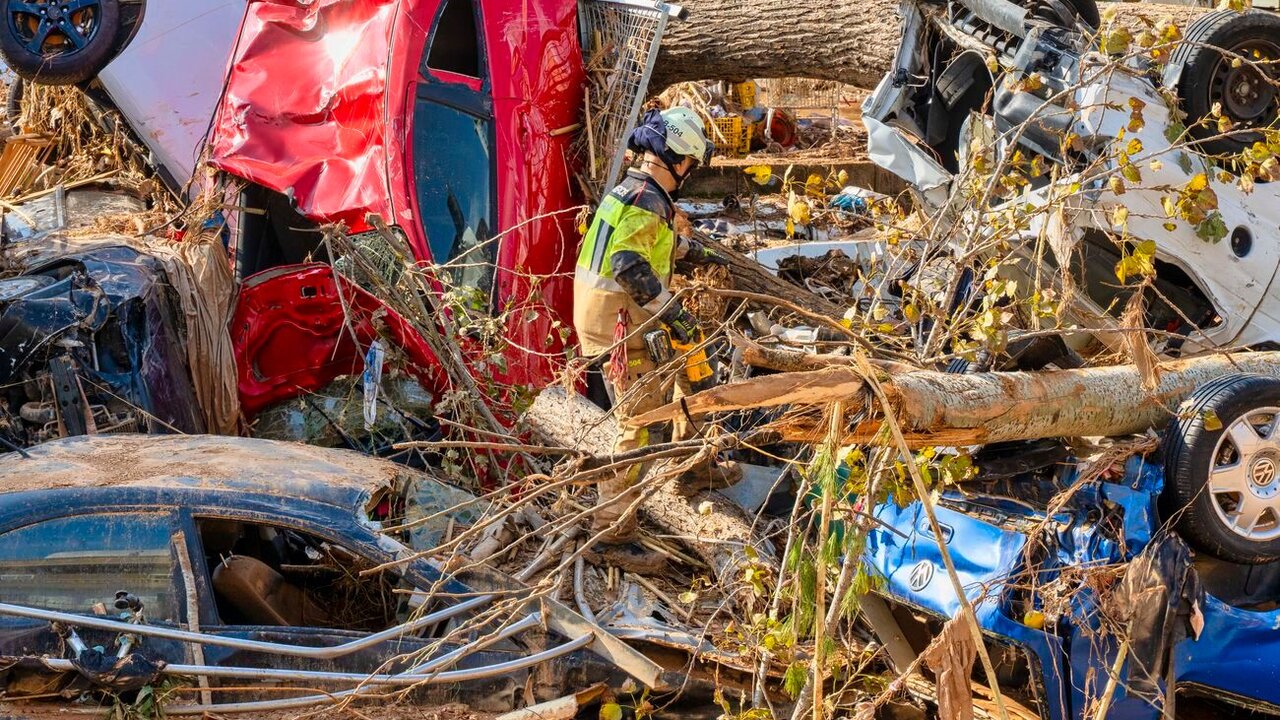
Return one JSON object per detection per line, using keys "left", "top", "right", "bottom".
{"left": 630, "top": 348, "right": 1280, "bottom": 449}
{"left": 651, "top": 1, "right": 1211, "bottom": 90}
{"left": 650, "top": 0, "right": 901, "bottom": 90}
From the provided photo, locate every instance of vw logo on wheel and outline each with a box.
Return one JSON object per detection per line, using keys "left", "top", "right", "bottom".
{"left": 1252, "top": 456, "right": 1277, "bottom": 487}
{"left": 907, "top": 560, "right": 935, "bottom": 592}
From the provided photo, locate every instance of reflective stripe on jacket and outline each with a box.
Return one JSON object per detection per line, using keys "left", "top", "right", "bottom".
{"left": 575, "top": 169, "right": 675, "bottom": 297}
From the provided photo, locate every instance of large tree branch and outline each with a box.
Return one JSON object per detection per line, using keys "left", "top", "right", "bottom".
{"left": 651, "top": 1, "right": 1211, "bottom": 91}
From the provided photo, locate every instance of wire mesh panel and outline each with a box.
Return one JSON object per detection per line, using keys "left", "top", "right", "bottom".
{"left": 577, "top": 0, "right": 681, "bottom": 202}
{"left": 754, "top": 78, "right": 847, "bottom": 144}
{"left": 755, "top": 78, "right": 842, "bottom": 116}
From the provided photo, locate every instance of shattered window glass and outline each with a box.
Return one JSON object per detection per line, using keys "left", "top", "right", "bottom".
{"left": 0, "top": 513, "right": 178, "bottom": 622}
{"left": 425, "top": 0, "right": 483, "bottom": 79}
{"left": 413, "top": 98, "right": 496, "bottom": 300}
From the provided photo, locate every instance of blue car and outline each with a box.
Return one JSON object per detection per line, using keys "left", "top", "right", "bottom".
{"left": 0, "top": 434, "right": 664, "bottom": 715}
{"left": 864, "top": 374, "right": 1280, "bottom": 720}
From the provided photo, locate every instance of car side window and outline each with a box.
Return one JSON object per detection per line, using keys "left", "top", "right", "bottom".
{"left": 195, "top": 518, "right": 404, "bottom": 631}
{"left": 412, "top": 95, "right": 495, "bottom": 301}
{"left": 0, "top": 513, "right": 180, "bottom": 622}
{"left": 424, "top": 0, "right": 483, "bottom": 79}
{"left": 414, "top": 0, "right": 497, "bottom": 307}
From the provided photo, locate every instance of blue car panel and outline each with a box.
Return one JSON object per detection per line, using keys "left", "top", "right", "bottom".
{"left": 865, "top": 455, "right": 1280, "bottom": 720}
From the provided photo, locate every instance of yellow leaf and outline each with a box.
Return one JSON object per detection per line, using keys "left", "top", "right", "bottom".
{"left": 1112, "top": 205, "right": 1129, "bottom": 226}
{"left": 1017, "top": 73, "right": 1044, "bottom": 92}
{"left": 1127, "top": 97, "right": 1147, "bottom": 134}
{"left": 804, "top": 173, "right": 825, "bottom": 198}
{"left": 743, "top": 164, "right": 773, "bottom": 185}
{"left": 836, "top": 169, "right": 849, "bottom": 186}
{"left": 1187, "top": 172, "right": 1209, "bottom": 192}
{"left": 785, "top": 218, "right": 795, "bottom": 238}
{"left": 600, "top": 703, "right": 624, "bottom": 720}
{"left": 788, "top": 199, "right": 811, "bottom": 225}
{"left": 1102, "top": 27, "right": 1133, "bottom": 54}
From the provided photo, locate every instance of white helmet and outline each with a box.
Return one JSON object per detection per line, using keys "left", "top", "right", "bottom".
{"left": 660, "top": 107, "right": 713, "bottom": 165}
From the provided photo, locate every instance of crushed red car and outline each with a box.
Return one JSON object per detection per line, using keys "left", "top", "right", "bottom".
{"left": 0, "top": 0, "right": 608, "bottom": 441}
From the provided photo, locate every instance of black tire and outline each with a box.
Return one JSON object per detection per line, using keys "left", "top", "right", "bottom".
{"left": 1163, "top": 373, "right": 1280, "bottom": 563}
{"left": 0, "top": 0, "right": 121, "bottom": 85}
{"left": 1024, "top": 0, "right": 1099, "bottom": 30}
{"left": 1170, "top": 10, "right": 1280, "bottom": 158}
{"left": 4, "top": 76, "right": 22, "bottom": 130}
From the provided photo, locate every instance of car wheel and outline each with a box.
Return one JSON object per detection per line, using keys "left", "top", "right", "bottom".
{"left": 1024, "top": 0, "right": 1099, "bottom": 30}
{"left": 0, "top": 0, "right": 121, "bottom": 85}
{"left": 1164, "top": 373, "right": 1280, "bottom": 563}
{"left": 5, "top": 77, "right": 22, "bottom": 130}
{"left": 1171, "top": 10, "right": 1280, "bottom": 158}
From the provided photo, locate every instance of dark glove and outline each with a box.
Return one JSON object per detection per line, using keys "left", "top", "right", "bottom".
{"left": 660, "top": 303, "right": 699, "bottom": 344}
{"left": 683, "top": 237, "right": 730, "bottom": 267}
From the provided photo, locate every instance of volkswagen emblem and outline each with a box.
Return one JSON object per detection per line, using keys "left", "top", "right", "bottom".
{"left": 1252, "top": 456, "right": 1277, "bottom": 487}
{"left": 907, "top": 560, "right": 935, "bottom": 592}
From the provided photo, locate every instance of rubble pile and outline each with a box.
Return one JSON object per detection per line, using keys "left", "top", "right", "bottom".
{"left": 1, "top": 1, "right": 1279, "bottom": 720}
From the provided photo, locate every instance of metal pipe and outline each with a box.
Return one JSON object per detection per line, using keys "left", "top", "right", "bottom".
{"left": 957, "top": 0, "right": 1028, "bottom": 38}
{"left": 38, "top": 633, "right": 588, "bottom": 687}
{"left": 407, "top": 612, "right": 542, "bottom": 673}
{"left": 0, "top": 596, "right": 491, "bottom": 660}
{"left": 154, "top": 634, "right": 594, "bottom": 715}
{"left": 573, "top": 557, "right": 596, "bottom": 623}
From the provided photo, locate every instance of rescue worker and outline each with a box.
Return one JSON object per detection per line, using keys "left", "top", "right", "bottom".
{"left": 573, "top": 107, "right": 728, "bottom": 560}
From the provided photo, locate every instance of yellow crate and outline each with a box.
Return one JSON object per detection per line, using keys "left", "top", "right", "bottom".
{"left": 706, "top": 116, "right": 752, "bottom": 158}
{"left": 729, "top": 81, "right": 757, "bottom": 109}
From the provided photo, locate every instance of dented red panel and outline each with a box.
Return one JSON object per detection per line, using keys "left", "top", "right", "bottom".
{"left": 209, "top": 0, "right": 398, "bottom": 232}
{"left": 231, "top": 264, "right": 447, "bottom": 417}
{"left": 215, "top": 0, "right": 586, "bottom": 397}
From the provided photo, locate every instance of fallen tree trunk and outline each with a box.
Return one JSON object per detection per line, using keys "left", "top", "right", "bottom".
{"left": 630, "top": 348, "right": 1280, "bottom": 448}
{"left": 524, "top": 388, "right": 776, "bottom": 578}
{"left": 652, "top": 1, "right": 1212, "bottom": 90}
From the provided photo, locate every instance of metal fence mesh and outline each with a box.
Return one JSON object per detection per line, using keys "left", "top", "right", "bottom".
{"left": 577, "top": 0, "right": 672, "bottom": 202}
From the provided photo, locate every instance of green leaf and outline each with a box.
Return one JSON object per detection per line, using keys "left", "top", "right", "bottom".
{"left": 600, "top": 703, "right": 624, "bottom": 720}
{"left": 1195, "top": 211, "right": 1228, "bottom": 242}
{"left": 1165, "top": 121, "right": 1188, "bottom": 145}
{"left": 784, "top": 662, "right": 809, "bottom": 699}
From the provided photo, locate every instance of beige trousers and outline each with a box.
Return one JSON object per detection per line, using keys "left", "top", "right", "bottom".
{"left": 592, "top": 351, "right": 692, "bottom": 542}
